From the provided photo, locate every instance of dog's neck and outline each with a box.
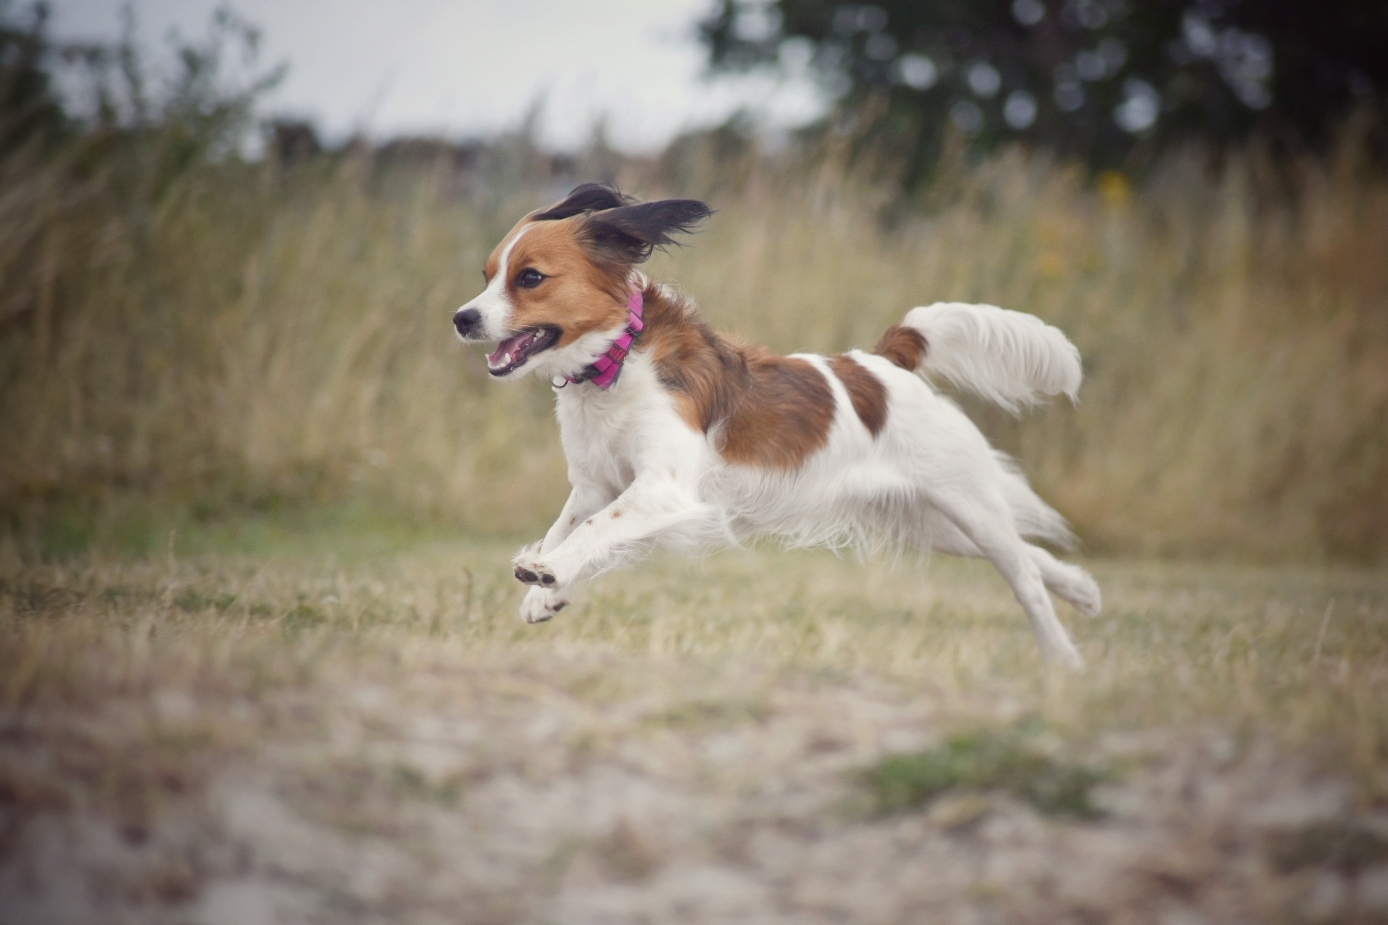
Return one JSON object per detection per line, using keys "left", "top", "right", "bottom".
{"left": 558, "top": 287, "right": 645, "bottom": 390}
{"left": 619, "top": 281, "right": 757, "bottom": 438}
{"left": 556, "top": 279, "right": 760, "bottom": 445}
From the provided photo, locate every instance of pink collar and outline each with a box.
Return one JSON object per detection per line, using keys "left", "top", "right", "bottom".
{"left": 561, "top": 288, "right": 644, "bottom": 390}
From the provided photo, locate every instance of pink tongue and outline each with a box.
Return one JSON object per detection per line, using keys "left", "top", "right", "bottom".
{"left": 488, "top": 331, "right": 535, "bottom": 367}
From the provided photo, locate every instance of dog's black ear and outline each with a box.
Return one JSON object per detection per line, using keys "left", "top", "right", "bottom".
{"left": 533, "top": 183, "right": 632, "bottom": 221}
{"left": 582, "top": 199, "right": 714, "bottom": 264}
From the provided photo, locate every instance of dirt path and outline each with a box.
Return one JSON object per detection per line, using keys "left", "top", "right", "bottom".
{"left": 5, "top": 653, "right": 1386, "bottom": 924}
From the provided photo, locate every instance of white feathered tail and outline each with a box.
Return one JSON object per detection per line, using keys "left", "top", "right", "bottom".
{"left": 899, "top": 302, "right": 1082, "bottom": 413}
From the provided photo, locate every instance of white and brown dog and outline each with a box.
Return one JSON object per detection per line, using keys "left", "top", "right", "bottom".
{"left": 454, "top": 184, "right": 1099, "bottom": 668}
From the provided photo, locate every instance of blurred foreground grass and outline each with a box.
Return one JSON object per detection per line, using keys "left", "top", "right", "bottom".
{"left": 3, "top": 512, "right": 1388, "bottom": 921}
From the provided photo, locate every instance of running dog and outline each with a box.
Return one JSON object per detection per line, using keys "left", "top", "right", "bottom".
{"left": 452, "top": 184, "right": 1099, "bottom": 668}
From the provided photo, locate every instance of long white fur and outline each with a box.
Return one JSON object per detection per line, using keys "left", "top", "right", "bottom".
{"left": 902, "top": 302, "right": 1082, "bottom": 412}
{"left": 485, "top": 278, "right": 1098, "bottom": 670}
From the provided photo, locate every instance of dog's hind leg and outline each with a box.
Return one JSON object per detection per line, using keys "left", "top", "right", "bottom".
{"left": 923, "top": 491, "right": 1085, "bottom": 669}
{"left": 920, "top": 508, "right": 1101, "bottom": 618}
{"left": 1027, "top": 545, "right": 1101, "bottom": 617}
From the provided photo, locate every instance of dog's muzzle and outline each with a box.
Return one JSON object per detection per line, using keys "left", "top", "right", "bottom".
{"left": 453, "top": 308, "right": 484, "bottom": 340}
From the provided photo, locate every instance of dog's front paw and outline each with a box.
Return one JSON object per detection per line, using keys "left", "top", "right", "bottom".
{"left": 512, "top": 550, "right": 558, "bottom": 588}
{"left": 519, "top": 586, "right": 568, "bottom": 624}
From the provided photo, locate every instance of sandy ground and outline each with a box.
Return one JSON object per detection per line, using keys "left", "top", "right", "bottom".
{"left": 6, "top": 657, "right": 1387, "bottom": 925}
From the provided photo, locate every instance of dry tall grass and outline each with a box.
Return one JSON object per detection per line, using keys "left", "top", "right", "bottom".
{"left": 2, "top": 132, "right": 1386, "bottom": 560}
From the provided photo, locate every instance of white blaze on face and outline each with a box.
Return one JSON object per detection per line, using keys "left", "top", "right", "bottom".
{"left": 456, "top": 223, "right": 533, "bottom": 340}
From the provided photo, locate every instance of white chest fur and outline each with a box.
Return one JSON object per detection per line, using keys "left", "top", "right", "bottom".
{"left": 553, "top": 351, "right": 703, "bottom": 496}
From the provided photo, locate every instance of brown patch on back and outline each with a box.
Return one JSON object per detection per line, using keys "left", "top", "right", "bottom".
{"left": 640, "top": 285, "right": 834, "bottom": 471}
{"left": 872, "top": 325, "right": 928, "bottom": 371}
{"left": 640, "top": 288, "right": 746, "bottom": 433}
{"left": 718, "top": 355, "right": 835, "bottom": 469}
{"left": 826, "top": 354, "right": 888, "bottom": 437}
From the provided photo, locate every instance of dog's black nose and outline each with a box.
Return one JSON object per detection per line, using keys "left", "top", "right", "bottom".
{"left": 453, "top": 308, "right": 483, "bottom": 339}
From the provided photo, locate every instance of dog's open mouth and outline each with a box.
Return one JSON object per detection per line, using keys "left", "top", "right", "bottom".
{"left": 487, "top": 326, "right": 560, "bottom": 376}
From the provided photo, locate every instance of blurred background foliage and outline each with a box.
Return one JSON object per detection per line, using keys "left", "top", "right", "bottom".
{"left": 702, "top": 0, "right": 1388, "bottom": 183}
{"left": 0, "top": 1, "right": 1385, "bottom": 562}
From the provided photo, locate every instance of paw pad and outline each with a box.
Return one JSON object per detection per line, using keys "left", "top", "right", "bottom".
{"left": 514, "top": 563, "right": 556, "bottom": 587}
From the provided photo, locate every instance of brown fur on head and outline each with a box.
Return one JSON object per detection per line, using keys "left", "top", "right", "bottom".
{"left": 483, "top": 216, "right": 632, "bottom": 349}
{"left": 455, "top": 184, "right": 712, "bottom": 380}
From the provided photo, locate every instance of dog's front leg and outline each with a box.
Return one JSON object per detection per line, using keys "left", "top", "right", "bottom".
{"left": 512, "top": 473, "right": 712, "bottom": 594}
{"left": 516, "top": 483, "right": 612, "bottom": 624}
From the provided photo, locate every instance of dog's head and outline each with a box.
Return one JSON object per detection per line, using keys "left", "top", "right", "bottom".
{"left": 453, "top": 184, "right": 712, "bottom": 381}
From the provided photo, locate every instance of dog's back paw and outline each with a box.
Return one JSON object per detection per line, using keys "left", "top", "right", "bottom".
{"left": 1044, "top": 559, "right": 1102, "bottom": 617}
{"left": 1063, "top": 568, "right": 1102, "bottom": 617}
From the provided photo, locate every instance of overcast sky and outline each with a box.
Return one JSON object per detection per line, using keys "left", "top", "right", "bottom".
{"left": 47, "top": 0, "right": 825, "bottom": 151}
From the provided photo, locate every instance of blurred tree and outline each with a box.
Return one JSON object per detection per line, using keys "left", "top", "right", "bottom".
{"left": 1, "top": 2, "right": 283, "bottom": 154}
{"left": 0, "top": 2, "right": 70, "bottom": 154}
{"left": 701, "top": 0, "right": 1388, "bottom": 180}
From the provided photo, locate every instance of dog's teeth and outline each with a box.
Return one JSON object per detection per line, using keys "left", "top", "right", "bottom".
{"left": 503, "top": 352, "right": 513, "bottom": 365}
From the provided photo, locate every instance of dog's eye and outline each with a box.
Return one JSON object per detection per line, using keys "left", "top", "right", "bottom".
{"left": 516, "top": 268, "right": 546, "bottom": 289}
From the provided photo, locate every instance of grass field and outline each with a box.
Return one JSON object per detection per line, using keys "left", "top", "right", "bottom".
{"left": 3, "top": 512, "right": 1387, "bottom": 923}
{"left": 4, "top": 12, "right": 1388, "bottom": 923}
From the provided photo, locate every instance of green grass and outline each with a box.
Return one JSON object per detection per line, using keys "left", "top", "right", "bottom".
{"left": 866, "top": 727, "right": 1111, "bottom": 818}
